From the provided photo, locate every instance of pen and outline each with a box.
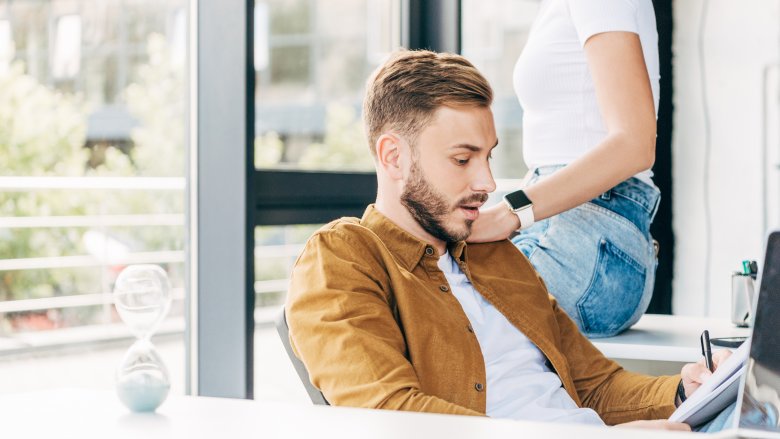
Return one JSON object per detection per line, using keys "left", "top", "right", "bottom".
{"left": 700, "top": 330, "right": 714, "bottom": 372}
{"left": 742, "top": 259, "right": 759, "bottom": 279}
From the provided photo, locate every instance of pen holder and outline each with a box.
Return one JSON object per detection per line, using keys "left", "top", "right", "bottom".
{"left": 731, "top": 273, "right": 755, "bottom": 327}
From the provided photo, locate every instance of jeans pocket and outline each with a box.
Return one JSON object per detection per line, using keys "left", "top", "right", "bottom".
{"left": 576, "top": 238, "right": 646, "bottom": 336}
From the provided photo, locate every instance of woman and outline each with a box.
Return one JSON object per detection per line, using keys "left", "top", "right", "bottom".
{"left": 470, "top": 0, "right": 661, "bottom": 338}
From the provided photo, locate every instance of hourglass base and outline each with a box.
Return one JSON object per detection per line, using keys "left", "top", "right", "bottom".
{"left": 115, "top": 339, "right": 171, "bottom": 412}
{"left": 116, "top": 369, "right": 170, "bottom": 412}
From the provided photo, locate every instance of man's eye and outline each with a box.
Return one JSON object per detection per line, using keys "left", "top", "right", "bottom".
{"left": 454, "top": 158, "right": 469, "bottom": 166}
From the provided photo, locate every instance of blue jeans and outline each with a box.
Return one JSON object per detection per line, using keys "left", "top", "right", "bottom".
{"left": 696, "top": 402, "right": 737, "bottom": 433}
{"left": 512, "top": 166, "right": 661, "bottom": 338}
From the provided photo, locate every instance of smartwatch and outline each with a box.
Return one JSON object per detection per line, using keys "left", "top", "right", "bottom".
{"left": 503, "top": 189, "right": 535, "bottom": 230}
{"left": 676, "top": 379, "right": 687, "bottom": 405}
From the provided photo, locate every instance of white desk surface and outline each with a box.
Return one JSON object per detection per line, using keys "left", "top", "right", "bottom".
{"left": 592, "top": 314, "right": 751, "bottom": 363}
{"left": 0, "top": 388, "right": 741, "bottom": 439}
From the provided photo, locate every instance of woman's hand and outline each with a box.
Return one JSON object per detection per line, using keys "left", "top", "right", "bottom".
{"left": 466, "top": 203, "right": 521, "bottom": 243}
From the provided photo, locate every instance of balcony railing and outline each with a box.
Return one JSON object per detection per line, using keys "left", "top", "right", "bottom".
{"left": 0, "top": 176, "right": 311, "bottom": 356}
{"left": 0, "top": 177, "right": 180, "bottom": 353}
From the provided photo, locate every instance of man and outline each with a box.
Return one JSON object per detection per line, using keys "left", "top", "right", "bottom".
{"left": 285, "top": 49, "right": 723, "bottom": 430}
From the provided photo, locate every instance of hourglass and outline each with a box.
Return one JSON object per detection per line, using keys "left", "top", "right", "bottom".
{"left": 113, "top": 264, "right": 172, "bottom": 412}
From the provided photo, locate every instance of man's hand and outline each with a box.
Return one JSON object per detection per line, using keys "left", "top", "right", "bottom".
{"left": 615, "top": 420, "right": 691, "bottom": 431}
{"left": 679, "top": 349, "right": 733, "bottom": 401}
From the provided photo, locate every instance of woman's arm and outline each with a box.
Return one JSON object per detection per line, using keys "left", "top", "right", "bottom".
{"left": 469, "top": 31, "right": 657, "bottom": 242}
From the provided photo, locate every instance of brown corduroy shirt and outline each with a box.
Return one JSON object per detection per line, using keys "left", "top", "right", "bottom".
{"left": 286, "top": 205, "right": 679, "bottom": 425}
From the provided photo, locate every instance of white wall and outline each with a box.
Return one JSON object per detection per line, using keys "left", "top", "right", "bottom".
{"left": 673, "top": 0, "right": 780, "bottom": 317}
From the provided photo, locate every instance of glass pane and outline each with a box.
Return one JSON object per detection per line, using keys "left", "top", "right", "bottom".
{"left": 254, "top": 0, "right": 400, "bottom": 172}
{"left": 461, "top": 0, "right": 540, "bottom": 182}
{"left": 254, "top": 224, "right": 320, "bottom": 403}
{"left": 0, "top": 0, "right": 188, "bottom": 397}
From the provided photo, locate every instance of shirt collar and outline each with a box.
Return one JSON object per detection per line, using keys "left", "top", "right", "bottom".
{"left": 360, "top": 204, "right": 468, "bottom": 271}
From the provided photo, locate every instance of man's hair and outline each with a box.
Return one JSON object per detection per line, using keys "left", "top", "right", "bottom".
{"left": 363, "top": 49, "right": 493, "bottom": 156}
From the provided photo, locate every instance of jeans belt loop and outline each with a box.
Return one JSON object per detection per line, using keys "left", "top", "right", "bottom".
{"left": 650, "top": 192, "right": 661, "bottom": 222}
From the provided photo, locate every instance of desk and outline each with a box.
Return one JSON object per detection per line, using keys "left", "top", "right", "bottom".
{"left": 0, "top": 388, "right": 736, "bottom": 439}
{"left": 592, "top": 314, "right": 751, "bottom": 375}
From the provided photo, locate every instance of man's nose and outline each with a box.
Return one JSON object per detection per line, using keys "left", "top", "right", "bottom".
{"left": 471, "top": 163, "right": 496, "bottom": 194}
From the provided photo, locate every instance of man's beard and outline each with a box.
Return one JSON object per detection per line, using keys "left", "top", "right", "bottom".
{"left": 400, "top": 161, "right": 487, "bottom": 243}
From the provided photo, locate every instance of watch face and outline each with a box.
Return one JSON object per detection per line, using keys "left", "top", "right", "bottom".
{"left": 504, "top": 190, "right": 532, "bottom": 210}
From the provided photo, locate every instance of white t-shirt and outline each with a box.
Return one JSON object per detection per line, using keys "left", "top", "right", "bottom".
{"left": 513, "top": 0, "right": 659, "bottom": 186}
{"left": 437, "top": 252, "right": 604, "bottom": 425}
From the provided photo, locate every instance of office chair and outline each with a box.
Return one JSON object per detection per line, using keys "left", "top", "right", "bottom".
{"left": 274, "top": 308, "right": 329, "bottom": 405}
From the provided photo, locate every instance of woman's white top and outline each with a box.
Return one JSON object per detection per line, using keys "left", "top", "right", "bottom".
{"left": 437, "top": 252, "right": 605, "bottom": 425}
{"left": 513, "top": 0, "right": 659, "bottom": 186}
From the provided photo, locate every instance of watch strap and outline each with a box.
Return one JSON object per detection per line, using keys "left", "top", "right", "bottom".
{"left": 503, "top": 198, "right": 535, "bottom": 231}
{"left": 676, "top": 379, "right": 687, "bottom": 404}
{"left": 515, "top": 203, "right": 535, "bottom": 230}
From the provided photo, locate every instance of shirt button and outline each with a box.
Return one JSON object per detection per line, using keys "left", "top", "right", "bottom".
{"left": 439, "top": 285, "right": 449, "bottom": 292}
{"left": 425, "top": 246, "right": 434, "bottom": 256}
{"left": 475, "top": 383, "right": 484, "bottom": 392}
{"left": 467, "top": 324, "right": 474, "bottom": 333}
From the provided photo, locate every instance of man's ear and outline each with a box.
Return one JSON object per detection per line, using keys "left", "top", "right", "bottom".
{"left": 375, "top": 133, "right": 405, "bottom": 180}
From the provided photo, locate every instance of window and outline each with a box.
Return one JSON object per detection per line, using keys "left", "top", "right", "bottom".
{"left": 51, "top": 14, "right": 82, "bottom": 80}
{"left": 0, "top": 0, "right": 188, "bottom": 395}
{"left": 254, "top": 0, "right": 399, "bottom": 173}
{"left": 461, "top": 0, "right": 540, "bottom": 183}
{"left": 251, "top": 0, "right": 400, "bottom": 401}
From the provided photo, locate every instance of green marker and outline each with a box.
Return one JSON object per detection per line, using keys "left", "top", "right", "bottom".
{"left": 742, "top": 260, "right": 751, "bottom": 275}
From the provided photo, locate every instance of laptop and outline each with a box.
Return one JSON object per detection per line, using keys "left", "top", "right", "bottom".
{"left": 729, "top": 230, "right": 780, "bottom": 438}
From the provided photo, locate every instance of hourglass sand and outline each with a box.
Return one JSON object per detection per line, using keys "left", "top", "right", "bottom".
{"left": 113, "top": 264, "right": 172, "bottom": 412}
